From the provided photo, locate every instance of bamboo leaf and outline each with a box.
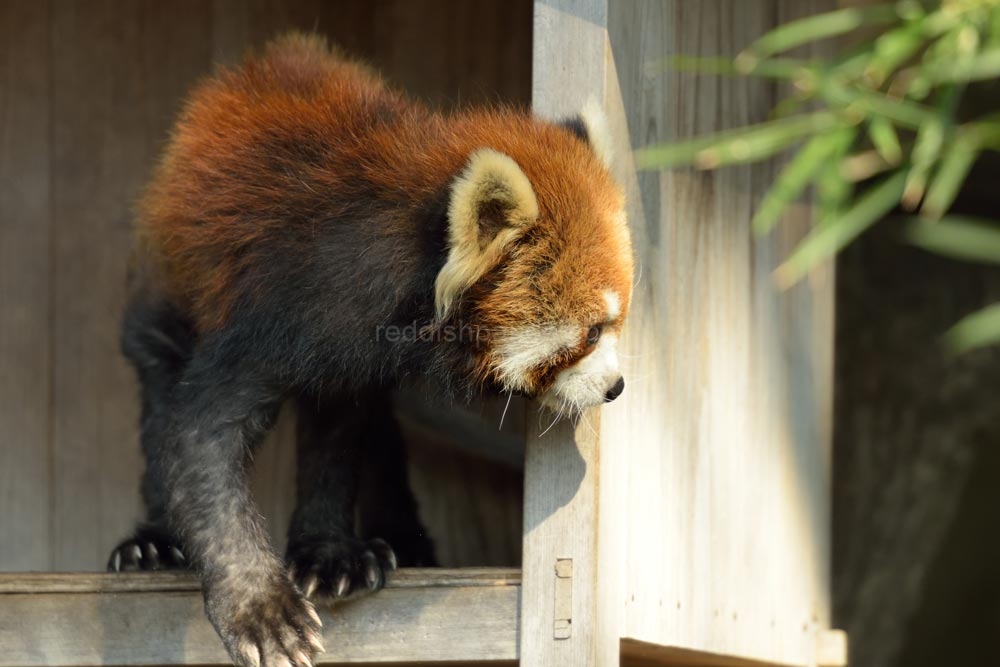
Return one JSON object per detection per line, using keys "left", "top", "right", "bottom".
{"left": 817, "top": 128, "right": 858, "bottom": 223}
{"left": 926, "top": 47, "right": 1000, "bottom": 82}
{"left": 867, "top": 116, "right": 903, "bottom": 164}
{"left": 740, "top": 4, "right": 900, "bottom": 62}
{"left": 919, "top": 135, "right": 980, "bottom": 219}
{"left": 945, "top": 302, "right": 1000, "bottom": 352}
{"left": 662, "top": 55, "right": 810, "bottom": 80}
{"left": 660, "top": 55, "right": 740, "bottom": 76}
{"left": 817, "top": 76, "right": 938, "bottom": 128}
{"left": 904, "top": 83, "right": 960, "bottom": 208}
{"left": 752, "top": 130, "right": 853, "bottom": 235}
{"left": 774, "top": 170, "right": 908, "bottom": 288}
{"left": 865, "top": 21, "right": 928, "bottom": 85}
{"left": 635, "top": 112, "right": 841, "bottom": 170}
{"left": 989, "top": 5, "right": 1000, "bottom": 48}
{"left": 902, "top": 118, "right": 945, "bottom": 208}
{"left": 903, "top": 216, "right": 1000, "bottom": 264}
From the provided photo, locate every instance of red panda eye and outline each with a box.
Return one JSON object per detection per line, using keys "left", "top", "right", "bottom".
{"left": 586, "top": 325, "right": 602, "bottom": 347}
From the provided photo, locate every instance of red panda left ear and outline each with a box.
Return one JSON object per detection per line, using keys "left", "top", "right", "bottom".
{"left": 435, "top": 149, "right": 538, "bottom": 320}
{"left": 559, "top": 99, "right": 614, "bottom": 170}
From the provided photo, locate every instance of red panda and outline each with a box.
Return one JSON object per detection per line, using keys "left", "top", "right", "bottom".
{"left": 110, "top": 33, "right": 633, "bottom": 667}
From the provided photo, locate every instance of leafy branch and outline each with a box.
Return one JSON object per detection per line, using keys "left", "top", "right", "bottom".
{"left": 636, "top": 0, "right": 1000, "bottom": 351}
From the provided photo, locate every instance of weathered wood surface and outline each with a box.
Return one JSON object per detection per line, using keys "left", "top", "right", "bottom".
{"left": 621, "top": 631, "right": 846, "bottom": 667}
{"left": 621, "top": 639, "right": 802, "bottom": 667}
{"left": 0, "top": 567, "right": 520, "bottom": 594}
{"left": 0, "top": 569, "right": 520, "bottom": 666}
{"left": 0, "top": 0, "right": 53, "bottom": 572}
{"left": 0, "top": 0, "right": 529, "bottom": 573}
{"left": 602, "top": 1, "right": 835, "bottom": 664}
{"left": 528, "top": 1, "right": 836, "bottom": 666}
{"left": 522, "top": 1, "right": 610, "bottom": 666}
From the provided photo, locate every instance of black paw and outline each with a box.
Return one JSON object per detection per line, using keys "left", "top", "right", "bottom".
{"left": 286, "top": 537, "right": 397, "bottom": 599}
{"left": 108, "top": 525, "right": 187, "bottom": 572}
{"left": 207, "top": 572, "right": 324, "bottom": 667}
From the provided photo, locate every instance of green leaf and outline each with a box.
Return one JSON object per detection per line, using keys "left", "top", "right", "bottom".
{"left": 661, "top": 55, "right": 740, "bottom": 76}
{"left": 865, "top": 21, "right": 928, "bottom": 85}
{"left": 904, "top": 83, "right": 961, "bottom": 208}
{"left": 903, "top": 216, "right": 1000, "bottom": 264}
{"left": 752, "top": 130, "right": 853, "bottom": 235}
{"left": 817, "top": 128, "right": 857, "bottom": 222}
{"left": 926, "top": 47, "right": 1000, "bottom": 83}
{"left": 867, "top": 117, "right": 903, "bottom": 165}
{"left": 740, "top": 4, "right": 900, "bottom": 62}
{"left": 816, "top": 76, "right": 937, "bottom": 128}
{"left": 663, "top": 55, "right": 809, "bottom": 80}
{"left": 635, "top": 112, "right": 841, "bottom": 170}
{"left": 989, "top": 5, "right": 1000, "bottom": 49}
{"left": 919, "top": 135, "right": 980, "bottom": 219}
{"left": 902, "top": 118, "right": 945, "bottom": 208}
{"left": 945, "top": 303, "right": 1000, "bottom": 352}
{"left": 774, "top": 169, "right": 908, "bottom": 287}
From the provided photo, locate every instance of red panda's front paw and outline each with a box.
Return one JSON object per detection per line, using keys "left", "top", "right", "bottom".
{"left": 206, "top": 574, "right": 324, "bottom": 667}
{"left": 286, "top": 537, "right": 397, "bottom": 599}
{"left": 108, "top": 524, "right": 187, "bottom": 572}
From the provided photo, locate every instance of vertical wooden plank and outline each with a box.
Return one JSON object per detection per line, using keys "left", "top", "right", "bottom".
{"left": 523, "top": 3, "right": 610, "bottom": 666}
{"left": 49, "top": 0, "right": 214, "bottom": 570}
{"left": 211, "top": 0, "right": 376, "bottom": 66}
{"left": 600, "top": 1, "right": 836, "bottom": 665}
{"left": 371, "top": 0, "right": 450, "bottom": 107}
{"left": 0, "top": 0, "right": 53, "bottom": 572}
{"left": 370, "top": 0, "right": 532, "bottom": 110}
{"left": 445, "top": 0, "right": 533, "bottom": 106}
{"left": 50, "top": 0, "right": 145, "bottom": 570}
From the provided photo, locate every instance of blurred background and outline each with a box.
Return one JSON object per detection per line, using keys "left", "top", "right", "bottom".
{"left": 1, "top": 2, "right": 998, "bottom": 667}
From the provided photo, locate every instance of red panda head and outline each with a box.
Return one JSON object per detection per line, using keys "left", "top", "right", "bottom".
{"left": 436, "top": 103, "right": 634, "bottom": 412}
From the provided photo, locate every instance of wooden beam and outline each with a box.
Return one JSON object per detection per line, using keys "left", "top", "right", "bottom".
{"left": 621, "top": 631, "right": 848, "bottom": 667}
{"left": 815, "top": 630, "right": 848, "bottom": 667}
{"left": 0, "top": 570, "right": 520, "bottom": 666}
{"left": 622, "top": 638, "right": 801, "bottom": 667}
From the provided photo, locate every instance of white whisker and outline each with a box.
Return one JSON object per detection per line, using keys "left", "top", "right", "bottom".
{"left": 539, "top": 405, "right": 563, "bottom": 437}
{"left": 498, "top": 391, "right": 514, "bottom": 431}
{"left": 578, "top": 408, "right": 598, "bottom": 438}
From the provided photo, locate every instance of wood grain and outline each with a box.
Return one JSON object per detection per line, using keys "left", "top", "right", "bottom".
{"left": 598, "top": 1, "right": 836, "bottom": 665}
{"left": 0, "top": 567, "right": 519, "bottom": 593}
{"left": 522, "top": 3, "right": 609, "bottom": 666}
{"left": 621, "top": 638, "right": 801, "bottom": 667}
{"left": 0, "top": 0, "right": 532, "bottom": 573}
{"left": 49, "top": 0, "right": 147, "bottom": 570}
{"left": 0, "top": 0, "right": 53, "bottom": 571}
{"left": 0, "top": 570, "right": 520, "bottom": 666}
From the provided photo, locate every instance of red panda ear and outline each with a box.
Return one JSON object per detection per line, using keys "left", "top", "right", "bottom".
{"left": 559, "top": 99, "right": 613, "bottom": 169}
{"left": 435, "top": 149, "right": 538, "bottom": 320}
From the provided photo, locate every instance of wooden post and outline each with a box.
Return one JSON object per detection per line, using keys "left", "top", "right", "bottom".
{"left": 526, "top": 2, "right": 837, "bottom": 666}
{"left": 522, "top": 2, "right": 612, "bottom": 666}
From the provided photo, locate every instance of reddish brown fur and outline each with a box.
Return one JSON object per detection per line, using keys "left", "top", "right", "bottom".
{"left": 137, "top": 34, "right": 632, "bottom": 399}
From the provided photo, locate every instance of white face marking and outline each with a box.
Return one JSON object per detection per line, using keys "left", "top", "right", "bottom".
{"left": 494, "top": 324, "right": 579, "bottom": 393}
{"left": 538, "top": 332, "right": 621, "bottom": 411}
{"left": 603, "top": 291, "right": 621, "bottom": 321}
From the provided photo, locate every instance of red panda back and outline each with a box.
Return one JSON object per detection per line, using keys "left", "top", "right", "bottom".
{"left": 136, "top": 33, "right": 629, "bottom": 344}
{"left": 136, "top": 34, "right": 433, "bottom": 330}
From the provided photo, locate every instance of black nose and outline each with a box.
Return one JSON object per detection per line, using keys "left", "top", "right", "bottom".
{"left": 604, "top": 377, "right": 625, "bottom": 403}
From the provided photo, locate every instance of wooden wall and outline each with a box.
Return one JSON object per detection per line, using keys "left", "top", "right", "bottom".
{"left": 0, "top": 0, "right": 530, "bottom": 573}
{"left": 524, "top": 2, "right": 836, "bottom": 665}
{"left": 603, "top": 2, "right": 835, "bottom": 663}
